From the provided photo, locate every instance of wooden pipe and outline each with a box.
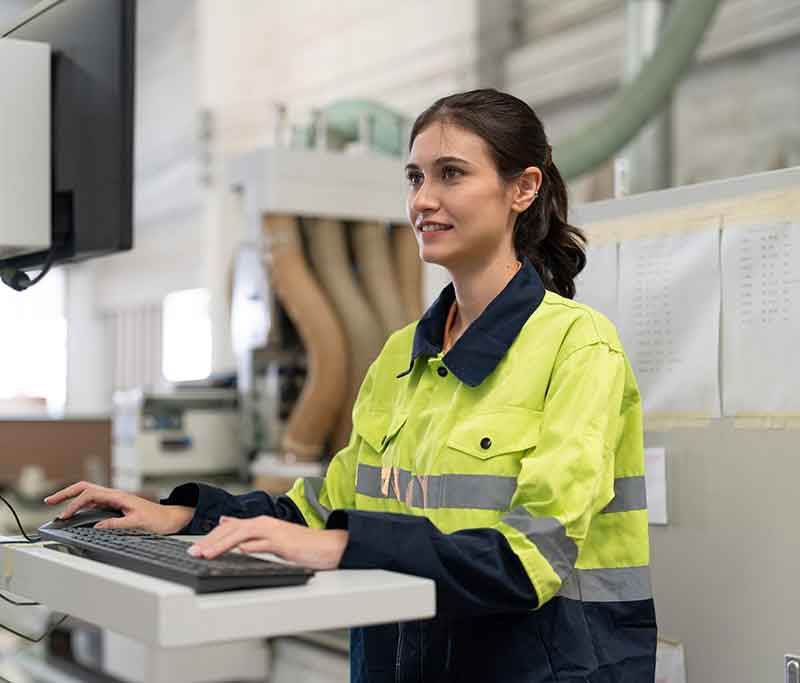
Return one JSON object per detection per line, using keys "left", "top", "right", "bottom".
{"left": 351, "top": 221, "right": 409, "bottom": 336}
{"left": 261, "top": 214, "right": 347, "bottom": 461}
{"left": 305, "top": 218, "right": 386, "bottom": 452}
{"left": 391, "top": 224, "right": 423, "bottom": 323}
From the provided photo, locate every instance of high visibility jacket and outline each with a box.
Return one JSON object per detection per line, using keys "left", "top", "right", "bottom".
{"left": 165, "top": 258, "right": 656, "bottom": 682}
{"left": 286, "top": 258, "right": 657, "bottom": 681}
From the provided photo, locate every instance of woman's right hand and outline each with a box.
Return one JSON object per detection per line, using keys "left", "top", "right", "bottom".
{"left": 44, "top": 481, "right": 194, "bottom": 535}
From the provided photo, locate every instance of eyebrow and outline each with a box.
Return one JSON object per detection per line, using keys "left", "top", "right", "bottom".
{"left": 404, "top": 156, "right": 472, "bottom": 172}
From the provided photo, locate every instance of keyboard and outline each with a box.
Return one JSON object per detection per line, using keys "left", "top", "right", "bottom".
{"left": 37, "top": 527, "right": 315, "bottom": 593}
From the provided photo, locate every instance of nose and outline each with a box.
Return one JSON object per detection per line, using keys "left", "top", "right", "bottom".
{"left": 409, "top": 179, "right": 439, "bottom": 217}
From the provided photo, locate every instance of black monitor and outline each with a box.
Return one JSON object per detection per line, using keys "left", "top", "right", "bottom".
{"left": 0, "top": 0, "right": 135, "bottom": 288}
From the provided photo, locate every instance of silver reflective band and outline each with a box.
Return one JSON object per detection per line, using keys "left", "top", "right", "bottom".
{"left": 556, "top": 565, "right": 652, "bottom": 602}
{"left": 302, "top": 477, "right": 331, "bottom": 522}
{"left": 357, "top": 465, "right": 646, "bottom": 516}
{"left": 502, "top": 507, "right": 578, "bottom": 581}
{"left": 601, "top": 476, "right": 647, "bottom": 514}
{"left": 356, "top": 464, "right": 517, "bottom": 510}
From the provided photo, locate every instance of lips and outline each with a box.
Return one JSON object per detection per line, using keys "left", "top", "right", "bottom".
{"left": 417, "top": 222, "right": 453, "bottom": 233}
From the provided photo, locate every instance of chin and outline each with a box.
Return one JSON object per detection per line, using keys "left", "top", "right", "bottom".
{"left": 419, "top": 249, "right": 454, "bottom": 269}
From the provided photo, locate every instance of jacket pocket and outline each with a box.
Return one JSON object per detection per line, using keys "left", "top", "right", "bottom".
{"left": 447, "top": 407, "right": 543, "bottom": 460}
{"left": 352, "top": 409, "right": 408, "bottom": 456}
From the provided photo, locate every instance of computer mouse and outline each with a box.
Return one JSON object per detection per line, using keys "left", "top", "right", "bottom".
{"left": 39, "top": 507, "right": 125, "bottom": 532}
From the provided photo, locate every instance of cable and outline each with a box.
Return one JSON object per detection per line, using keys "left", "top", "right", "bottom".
{"left": 0, "top": 242, "right": 57, "bottom": 292}
{"left": 0, "top": 494, "right": 71, "bottom": 645}
{"left": 0, "top": 613, "right": 69, "bottom": 643}
{"left": 0, "top": 592, "right": 39, "bottom": 607}
{"left": 0, "top": 494, "right": 41, "bottom": 543}
{"left": 0, "top": 495, "right": 44, "bottom": 606}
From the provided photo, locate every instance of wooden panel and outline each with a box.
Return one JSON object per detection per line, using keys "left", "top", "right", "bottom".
{"left": 0, "top": 419, "right": 111, "bottom": 486}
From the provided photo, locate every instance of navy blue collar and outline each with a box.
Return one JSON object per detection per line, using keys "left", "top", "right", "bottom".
{"left": 397, "top": 258, "right": 546, "bottom": 387}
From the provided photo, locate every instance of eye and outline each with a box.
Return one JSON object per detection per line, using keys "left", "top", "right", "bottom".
{"left": 441, "top": 165, "right": 463, "bottom": 181}
{"left": 406, "top": 170, "right": 424, "bottom": 187}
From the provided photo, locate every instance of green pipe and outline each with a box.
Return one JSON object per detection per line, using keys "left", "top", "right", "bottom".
{"left": 295, "top": 99, "right": 408, "bottom": 156}
{"left": 555, "top": 0, "right": 721, "bottom": 179}
{"left": 325, "top": 99, "right": 408, "bottom": 156}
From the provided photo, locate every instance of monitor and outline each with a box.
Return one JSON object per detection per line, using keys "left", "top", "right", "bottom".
{"left": 0, "top": 0, "right": 135, "bottom": 289}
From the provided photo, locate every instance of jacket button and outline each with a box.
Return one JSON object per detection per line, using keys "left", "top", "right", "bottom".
{"left": 480, "top": 437, "right": 492, "bottom": 450}
{"left": 437, "top": 366, "right": 448, "bottom": 377}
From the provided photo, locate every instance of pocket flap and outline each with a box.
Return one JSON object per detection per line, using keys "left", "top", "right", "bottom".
{"left": 353, "top": 409, "right": 407, "bottom": 453}
{"left": 447, "top": 407, "right": 543, "bottom": 459}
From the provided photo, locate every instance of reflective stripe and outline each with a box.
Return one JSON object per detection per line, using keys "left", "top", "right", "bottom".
{"left": 302, "top": 477, "right": 331, "bottom": 522}
{"left": 357, "top": 464, "right": 647, "bottom": 516}
{"left": 355, "top": 464, "right": 516, "bottom": 510}
{"left": 601, "top": 476, "right": 647, "bottom": 514}
{"left": 556, "top": 565, "right": 653, "bottom": 602}
{"left": 502, "top": 507, "right": 578, "bottom": 581}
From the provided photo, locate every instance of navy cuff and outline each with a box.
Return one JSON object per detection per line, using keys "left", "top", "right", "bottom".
{"left": 160, "top": 483, "right": 308, "bottom": 535}
{"left": 325, "top": 509, "right": 538, "bottom": 617}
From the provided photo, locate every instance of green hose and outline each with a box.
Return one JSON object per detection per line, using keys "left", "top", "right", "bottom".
{"left": 555, "top": 0, "right": 721, "bottom": 178}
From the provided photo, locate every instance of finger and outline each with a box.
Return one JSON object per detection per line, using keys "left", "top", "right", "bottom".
{"left": 197, "top": 519, "right": 244, "bottom": 546}
{"left": 44, "top": 481, "right": 92, "bottom": 505}
{"left": 190, "top": 522, "right": 251, "bottom": 558}
{"left": 190, "top": 520, "right": 264, "bottom": 559}
{"left": 60, "top": 488, "right": 123, "bottom": 519}
{"left": 186, "top": 522, "right": 240, "bottom": 556}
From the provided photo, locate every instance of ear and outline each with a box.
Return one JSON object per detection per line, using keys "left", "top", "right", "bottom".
{"left": 510, "top": 166, "right": 542, "bottom": 213}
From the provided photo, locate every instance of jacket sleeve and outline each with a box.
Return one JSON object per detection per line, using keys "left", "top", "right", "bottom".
{"left": 327, "top": 510, "right": 538, "bottom": 617}
{"left": 325, "top": 341, "right": 627, "bottom": 616}
{"left": 160, "top": 483, "right": 307, "bottom": 534}
{"left": 494, "top": 341, "right": 626, "bottom": 604}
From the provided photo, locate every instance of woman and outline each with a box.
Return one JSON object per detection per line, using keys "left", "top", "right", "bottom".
{"left": 47, "top": 89, "right": 657, "bottom": 682}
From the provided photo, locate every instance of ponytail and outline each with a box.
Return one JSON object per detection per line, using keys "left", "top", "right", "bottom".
{"left": 513, "top": 144, "right": 587, "bottom": 299}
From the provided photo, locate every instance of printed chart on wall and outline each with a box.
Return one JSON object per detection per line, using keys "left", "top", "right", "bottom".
{"left": 618, "top": 226, "right": 721, "bottom": 417}
{"left": 574, "top": 243, "right": 618, "bottom": 324}
{"left": 721, "top": 221, "right": 800, "bottom": 416}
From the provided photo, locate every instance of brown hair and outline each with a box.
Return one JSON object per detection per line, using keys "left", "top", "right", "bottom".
{"left": 409, "top": 88, "right": 586, "bottom": 298}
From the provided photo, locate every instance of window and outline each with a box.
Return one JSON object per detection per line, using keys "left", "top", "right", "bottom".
{"left": 162, "top": 288, "right": 212, "bottom": 383}
{"left": 0, "top": 269, "right": 67, "bottom": 414}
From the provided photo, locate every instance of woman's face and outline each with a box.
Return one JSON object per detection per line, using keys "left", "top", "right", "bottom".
{"left": 405, "top": 121, "right": 518, "bottom": 271}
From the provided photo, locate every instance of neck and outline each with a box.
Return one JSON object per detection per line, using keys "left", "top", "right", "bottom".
{"left": 448, "top": 252, "right": 521, "bottom": 331}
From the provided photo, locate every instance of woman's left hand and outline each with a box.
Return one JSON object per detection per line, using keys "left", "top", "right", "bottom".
{"left": 187, "top": 516, "right": 348, "bottom": 570}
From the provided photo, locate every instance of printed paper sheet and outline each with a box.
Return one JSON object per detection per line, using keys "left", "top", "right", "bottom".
{"left": 618, "top": 228, "right": 721, "bottom": 417}
{"left": 721, "top": 221, "right": 800, "bottom": 415}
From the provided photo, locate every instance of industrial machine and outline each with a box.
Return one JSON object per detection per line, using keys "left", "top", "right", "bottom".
{"left": 228, "top": 143, "right": 424, "bottom": 492}
{"left": 112, "top": 389, "right": 239, "bottom": 491}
